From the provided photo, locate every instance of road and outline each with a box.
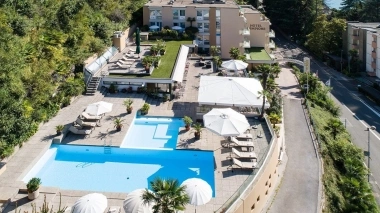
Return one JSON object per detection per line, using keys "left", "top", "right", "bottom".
{"left": 273, "top": 33, "right": 380, "bottom": 202}
{"left": 267, "top": 66, "right": 319, "bottom": 213}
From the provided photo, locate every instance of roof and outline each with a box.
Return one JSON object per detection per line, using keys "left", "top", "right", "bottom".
{"left": 198, "top": 76, "right": 270, "bottom": 107}
{"left": 171, "top": 45, "right": 189, "bottom": 82}
{"left": 145, "top": 0, "right": 239, "bottom": 8}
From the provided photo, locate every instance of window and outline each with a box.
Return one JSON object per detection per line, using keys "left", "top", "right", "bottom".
{"left": 265, "top": 181, "right": 268, "bottom": 186}
{"left": 180, "top": 10, "right": 185, "bottom": 16}
{"left": 265, "top": 190, "right": 268, "bottom": 195}
{"left": 197, "top": 23, "right": 209, "bottom": 33}
{"left": 269, "top": 174, "right": 271, "bottom": 179}
{"left": 196, "top": 10, "right": 209, "bottom": 20}
{"left": 251, "top": 204, "right": 255, "bottom": 210}
{"left": 150, "top": 10, "right": 162, "bottom": 19}
{"left": 269, "top": 183, "right": 272, "bottom": 188}
{"left": 257, "top": 196, "right": 260, "bottom": 202}
{"left": 173, "top": 22, "right": 185, "bottom": 28}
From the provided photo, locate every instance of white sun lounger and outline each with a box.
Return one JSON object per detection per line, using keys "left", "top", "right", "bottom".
{"left": 118, "top": 60, "right": 133, "bottom": 65}
{"left": 115, "top": 62, "right": 130, "bottom": 68}
{"left": 75, "top": 118, "right": 98, "bottom": 128}
{"left": 236, "top": 133, "right": 253, "bottom": 139}
{"left": 69, "top": 126, "right": 92, "bottom": 136}
{"left": 81, "top": 112, "right": 101, "bottom": 120}
{"left": 231, "top": 147, "right": 257, "bottom": 159}
{"left": 231, "top": 137, "right": 254, "bottom": 147}
{"left": 231, "top": 158, "right": 257, "bottom": 169}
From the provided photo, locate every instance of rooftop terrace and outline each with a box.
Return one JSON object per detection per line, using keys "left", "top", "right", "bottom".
{"left": 246, "top": 47, "right": 272, "bottom": 61}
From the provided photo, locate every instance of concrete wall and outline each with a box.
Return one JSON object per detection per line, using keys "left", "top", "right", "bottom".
{"left": 228, "top": 137, "right": 280, "bottom": 213}
{"left": 143, "top": 6, "right": 150, "bottom": 26}
{"left": 186, "top": 6, "right": 197, "bottom": 27}
{"left": 245, "top": 13, "right": 270, "bottom": 48}
{"left": 220, "top": 8, "right": 244, "bottom": 59}
{"left": 209, "top": 7, "right": 217, "bottom": 47}
{"left": 162, "top": 6, "right": 173, "bottom": 27}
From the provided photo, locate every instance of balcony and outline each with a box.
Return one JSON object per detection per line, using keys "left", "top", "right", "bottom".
{"left": 269, "top": 30, "right": 275, "bottom": 38}
{"left": 240, "top": 28, "right": 250, "bottom": 35}
{"left": 179, "top": 16, "right": 186, "bottom": 20}
{"left": 373, "top": 41, "right": 377, "bottom": 48}
{"left": 269, "top": 40, "right": 275, "bottom": 49}
{"left": 240, "top": 40, "right": 250, "bottom": 48}
{"left": 150, "top": 15, "right": 162, "bottom": 20}
{"left": 372, "top": 51, "right": 377, "bottom": 59}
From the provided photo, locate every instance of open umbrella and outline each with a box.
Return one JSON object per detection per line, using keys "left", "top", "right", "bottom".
{"left": 172, "top": 26, "right": 182, "bottom": 30}
{"left": 203, "top": 108, "right": 250, "bottom": 136}
{"left": 221, "top": 60, "right": 248, "bottom": 71}
{"left": 135, "top": 28, "right": 141, "bottom": 55}
{"left": 123, "top": 189, "right": 153, "bottom": 213}
{"left": 85, "top": 101, "right": 113, "bottom": 116}
{"left": 149, "top": 25, "right": 159, "bottom": 30}
{"left": 72, "top": 193, "right": 107, "bottom": 213}
{"left": 181, "top": 178, "right": 212, "bottom": 213}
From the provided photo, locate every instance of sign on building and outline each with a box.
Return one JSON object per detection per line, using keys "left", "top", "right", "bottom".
{"left": 304, "top": 57, "right": 310, "bottom": 73}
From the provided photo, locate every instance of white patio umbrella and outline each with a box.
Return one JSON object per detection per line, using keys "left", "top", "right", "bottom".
{"left": 85, "top": 101, "right": 113, "bottom": 116}
{"left": 172, "top": 26, "right": 182, "bottom": 30}
{"left": 149, "top": 25, "right": 159, "bottom": 30}
{"left": 123, "top": 189, "right": 154, "bottom": 213}
{"left": 221, "top": 60, "right": 248, "bottom": 71}
{"left": 203, "top": 108, "right": 250, "bottom": 136}
{"left": 72, "top": 193, "right": 107, "bottom": 213}
{"left": 181, "top": 178, "right": 212, "bottom": 213}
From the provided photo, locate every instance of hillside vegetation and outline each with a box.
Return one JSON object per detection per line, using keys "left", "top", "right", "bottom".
{"left": 0, "top": 0, "right": 145, "bottom": 158}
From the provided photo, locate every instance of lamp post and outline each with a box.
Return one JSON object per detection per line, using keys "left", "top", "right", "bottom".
{"left": 367, "top": 126, "right": 376, "bottom": 182}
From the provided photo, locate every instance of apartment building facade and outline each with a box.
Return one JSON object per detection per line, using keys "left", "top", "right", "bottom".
{"left": 343, "top": 22, "right": 380, "bottom": 76}
{"left": 143, "top": 0, "right": 275, "bottom": 63}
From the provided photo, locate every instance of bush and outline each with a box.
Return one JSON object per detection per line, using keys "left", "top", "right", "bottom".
{"left": 27, "top": 177, "right": 41, "bottom": 193}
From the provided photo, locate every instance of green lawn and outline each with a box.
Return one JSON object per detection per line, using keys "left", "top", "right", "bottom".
{"left": 112, "top": 40, "right": 191, "bottom": 79}
{"left": 247, "top": 47, "right": 272, "bottom": 61}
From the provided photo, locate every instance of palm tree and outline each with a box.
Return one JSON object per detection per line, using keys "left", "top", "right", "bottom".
{"left": 142, "top": 178, "right": 190, "bottom": 213}
{"left": 268, "top": 113, "right": 281, "bottom": 128}
{"left": 186, "top": 17, "right": 195, "bottom": 27}
{"left": 324, "top": 118, "right": 345, "bottom": 139}
{"left": 229, "top": 47, "right": 240, "bottom": 59}
{"left": 258, "top": 89, "right": 271, "bottom": 118}
{"left": 256, "top": 64, "right": 275, "bottom": 90}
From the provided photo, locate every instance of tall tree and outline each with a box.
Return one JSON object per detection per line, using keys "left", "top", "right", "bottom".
{"left": 142, "top": 178, "right": 190, "bottom": 213}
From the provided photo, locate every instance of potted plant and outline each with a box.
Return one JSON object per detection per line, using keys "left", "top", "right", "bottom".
{"left": 114, "top": 117, "right": 124, "bottom": 131}
{"left": 123, "top": 99, "right": 134, "bottom": 114}
{"left": 27, "top": 177, "right": 41, "bottom": 200}
{"left": 109, "top": 83, "right": 118, "bottom": 93}
{"left": 142, "top": 56, "right": 153, "bottom": 72}
{"left": 183, "top": 116, "right": 193, "bottom": 131}
{"left": 141, "top": 103, "right": 150, "bottom": 115}
{"left": 193, "top": 123, "right": 202, "bottom": 140}
{"left": 55, "top": 125, "right": 64, "bottom": 136}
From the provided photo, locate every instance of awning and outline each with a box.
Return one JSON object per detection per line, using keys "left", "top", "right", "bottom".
{"left": 198, "top": 76, "right": 270, "bottom": 108}
{"left": 171, "top": 45, "right": 189, "bottom": 82}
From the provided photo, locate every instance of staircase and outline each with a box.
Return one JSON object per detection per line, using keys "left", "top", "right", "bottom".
{"left": 86, "top": 77, "right": 101, "bottom": 95}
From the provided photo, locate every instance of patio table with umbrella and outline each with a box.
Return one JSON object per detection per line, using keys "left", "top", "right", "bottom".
{"left": 72, "top": 193, "right": 107, "bottom": 213}
{"left": 172, "top": 26, "right": 182, "bottom": 31}
{"left": 85, "top": 101, "right": 113, "bottom": 116}
{"left": 123, "top": 189, "right": 154, "bottom": 213}
{"left": 181, "top": 178, "right": 212, "bottom": 213}
{"left": 221, "top": 59, "right": 248, "bottom": 76}
{"left": 203, "top": 108, "right": 250, "bottom": 137}
{"left": 149, "top": 25, "right": 159, "bottom": 31}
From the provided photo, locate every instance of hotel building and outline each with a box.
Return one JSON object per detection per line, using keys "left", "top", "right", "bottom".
{"left": 142, "top": 0, "right": 275, "bottom": 64}
{"left": 343, "top": 22, "right": 380, "bottom": 77}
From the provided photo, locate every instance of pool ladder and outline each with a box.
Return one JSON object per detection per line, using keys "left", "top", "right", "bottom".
{"left": 104, "top": 138, "right": 112, "bottom": 154}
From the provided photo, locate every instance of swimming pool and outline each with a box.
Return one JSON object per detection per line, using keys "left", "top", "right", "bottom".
{"left": 22, "top": 144, "right": 215, "bottom": 196}
{"left": 120, "top": 116, "right": 184, "bottom": 149}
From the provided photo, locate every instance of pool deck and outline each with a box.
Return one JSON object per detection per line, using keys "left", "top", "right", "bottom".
{"left": 0, "top": 59, "right": 272, "bottom": 213}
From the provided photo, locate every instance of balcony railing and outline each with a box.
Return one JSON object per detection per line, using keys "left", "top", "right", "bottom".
{"left": 173, "top": 16, "right": 179, "bottom": 20}
{"left": 179, "top": 16, "right": 186, "bottom": 20}
{"left": 269, "top": 40, "right": 275, "bottom": 49}
{"left": 150, "top": 15, "right": 162, "bottom": 20}
{"left": 240, "top": 28, "right": 250, "bottom": 35}
{"left": 196, "top": 16, "right": 203, "bottom": 21}
{"left": 269, "top": 30, "right": 275, "bottom": 38}
{"left": 240, "top": 40, "right": 250, "bottom": 48}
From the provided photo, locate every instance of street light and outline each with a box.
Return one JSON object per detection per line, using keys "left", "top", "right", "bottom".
{"left": 367, "top": 125, "right": 376, "bottom": 182}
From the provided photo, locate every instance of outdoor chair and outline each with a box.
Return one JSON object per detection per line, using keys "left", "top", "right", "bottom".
{"left": 230, "top": 137, "right": 254, "bottom": 147}
{"left": 69, "top": 126, "right": 92, "bottom": 136}
{"left": 118, "top": 60, "right": 133, "bottom": 65}
{"left": 81, "top": 112, "right": 102, "bottom": 120}
{"left": 229, "top": 158, "right": 257, "bottom": 170}
{"left": 115, "top": 62, "right": 131, "bottom": 68}
{"left": 236, "top": 133, "right": 253, "bottom": 140}
{"left": 229, "top": 147, "right": 257, "bottom": 159}
{"left": 74, "top": 117, "right": 98, "bottom": 128}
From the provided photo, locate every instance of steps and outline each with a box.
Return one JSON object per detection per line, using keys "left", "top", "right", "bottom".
{"left": 86, "top": 77, "right": 101, "bottom": 95}
{"left": 104, "top": 146, "right": 112, "bottom": 154}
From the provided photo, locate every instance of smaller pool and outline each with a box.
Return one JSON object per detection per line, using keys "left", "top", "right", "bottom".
{"left": 120, "top": 116, "right": 184, "bottom": 149}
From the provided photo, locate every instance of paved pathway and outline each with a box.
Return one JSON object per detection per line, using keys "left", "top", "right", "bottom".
{"left": 267, "top": 65, "right": 319, "bottom": 213}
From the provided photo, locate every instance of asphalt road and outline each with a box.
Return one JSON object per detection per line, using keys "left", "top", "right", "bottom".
{"left": 267, "top": 67, "right": 319, "bottom": 213}
{"left": 273, "top": 33, "right": 380, "bottom": 202}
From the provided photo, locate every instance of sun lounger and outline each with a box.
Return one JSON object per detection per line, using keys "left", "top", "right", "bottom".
{"left": 118, "top": 60, "right": 133, "bottom": 65}
{"left": 69, "top": 126, "right": 92, "bottom": 136}
{"left": 75, "top": 118, "right": 98, "bottom": 128}
{"left": 236, "top": 133, "right": 253, "bottom": 139}
{"left": 81, "top": 112, "right": 101, "bottom": 120}
{"left": 230, "top": 158, "right": 257, "bottom": 170}
{"left": 115, "top": 62, "right": 131, "bottom": 68}
{"left": 231, "top": 137, "right": 254, "bottom": 147}
{"left": 231, "top": 147, "right": 257, "bottom": 159}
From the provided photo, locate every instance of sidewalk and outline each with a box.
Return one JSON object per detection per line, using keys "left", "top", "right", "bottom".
{"left": 267, "top": 65, "right": 320, "bottom": 213}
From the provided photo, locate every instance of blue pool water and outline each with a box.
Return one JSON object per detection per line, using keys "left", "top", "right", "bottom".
{"left": 23, "top": 144, "right": 215, "bottom": 196}
{"left": 120, "top": 116, "right": 184, "bottom": 149}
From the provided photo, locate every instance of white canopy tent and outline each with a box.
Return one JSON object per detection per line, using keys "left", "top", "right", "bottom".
{"left": 197, "top": 76, "right": 270, "bottom": 108}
